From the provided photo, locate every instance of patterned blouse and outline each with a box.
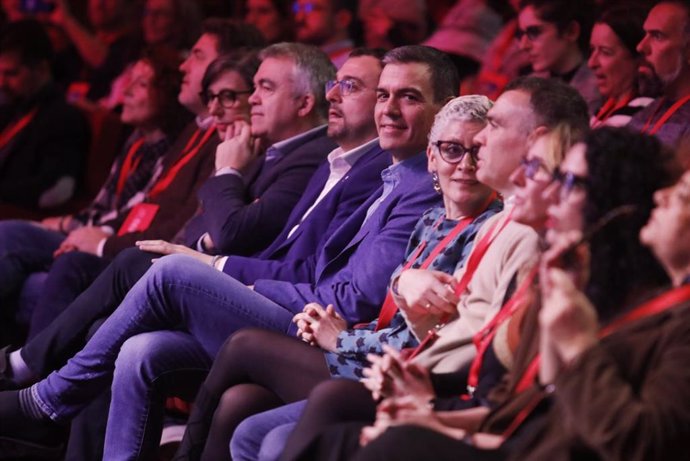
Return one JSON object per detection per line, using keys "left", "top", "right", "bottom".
{"left": 72, "top": 131, "right": 170, "bottom": 227}
{"left": 324, "top": 201, "right": 503, "bottom": 380}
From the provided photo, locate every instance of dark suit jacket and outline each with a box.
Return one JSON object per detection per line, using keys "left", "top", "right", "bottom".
{"left": 222, "top": 142, "right": 390, "bottom": 284}
{"left": 101, "top": 122, "right": 218, "bottom": 258}
{"left": 254, "top": 152, "right": 443, "bottom": 326}
{"left": 184, "top": 125, "right": 337, "bottom": 256}
{"left": 0, "top": 84, "right": 89, "bottom": 210}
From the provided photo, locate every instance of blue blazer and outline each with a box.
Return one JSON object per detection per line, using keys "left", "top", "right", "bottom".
{"left": 222, "top": 142, "right": 390, "bottom": 284}
{"left": 183, "top": 126, "right": 337, "bottom": 256}
{"left": 254, "top": 153, "right": 443, "bottom": 326}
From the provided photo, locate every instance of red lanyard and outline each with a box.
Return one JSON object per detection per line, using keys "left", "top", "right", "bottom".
{"left": 115, "top": 137, "right": 146, "bottom": 200}
{"left": 640, "top": 95, "right": 690, "bottom": 135}
{"left": 375, "top": 215, "right": 474, "bottom": 331}
{"left": 148, "top": 126, "right": 215, "bottom": 198}
{"left": 454, "top": 209, "right": 513, "bottom": 297}
{"left": 0, "top": 108, "right": 38, "bottom": 150}
{"left": 502, "top": 284, "right": 690, "bottom": 439}
{"left": 465, "top": 265, "right": 539, "bottom": 396}
{"left": 405, "top": 209, "right": 514, "bottom": 360}
{"left": 591, "top": 93, "right": 634, "bottom": 128}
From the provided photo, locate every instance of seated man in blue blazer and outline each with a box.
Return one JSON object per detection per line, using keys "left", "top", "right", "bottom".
{"left": 0, "top": 45, "right": 457, "bottom": 458}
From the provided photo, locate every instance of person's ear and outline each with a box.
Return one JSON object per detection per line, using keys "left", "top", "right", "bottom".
{"left": 527, "top": 125, "right": 549, "bottom": 145}
{"left": 296, "top": 93, "right": 317, "bottom": 117}
{"left": 562, "top": 20, "right": 581, "bottom": 44}
{"left": 427, "top": 144, "right": 437, "bottom": 172}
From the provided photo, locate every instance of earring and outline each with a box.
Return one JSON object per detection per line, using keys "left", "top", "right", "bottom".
{"left": 431, "top": 172, "right": 442, "bottom": 194}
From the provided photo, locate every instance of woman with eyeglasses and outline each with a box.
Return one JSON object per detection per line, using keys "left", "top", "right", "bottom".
{"left": 304, "top": 126, "right": 676, "bottom": 461}
{"left": 587, "top": 5, "right": 654, "bottom": 128}
{"left": 516, "top": 0, "right": 601, "bottom": 115}
{"left": 170, "top": 95, "right": 502, "bottom": 461}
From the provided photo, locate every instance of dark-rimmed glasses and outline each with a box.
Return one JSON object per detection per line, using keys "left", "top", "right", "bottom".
{"left": 520, "top": 156, "right": 551, "bottom": 181}
{"left": 552, "top": 169, "right": 588, "bottom": 199}
{"left": 433, "top": 141, "right": 480, "bottom": 164}
{"left": 515, "top": 25, "right": 545, "bottom": 42}
{"left": 200, "top": 89, "right": 252, "bottom": 108}
{"left": 325, "top": 79, "right": 359, "bottom": 96}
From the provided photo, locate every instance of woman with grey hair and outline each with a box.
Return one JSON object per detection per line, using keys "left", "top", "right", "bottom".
{"left": 173, "top": 95, "right": 503, "bottom": 460}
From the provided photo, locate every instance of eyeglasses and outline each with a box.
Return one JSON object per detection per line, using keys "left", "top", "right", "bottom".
{"left": 433, "top": 141, "right": 480, "bottom": 164}
{"left": 292, "top": 2, "right": 321, "bottom": 14}
{"left": 200, "top": 89, "right": 252, "bottom": 108}
{"left": 515, "top": 25, "right": 545, "bottom": 42}
{"left": 552, "top": 169, "right": 588, "bottom": 199}
{"left": 325, "top": 79, "right": 359, "bottom": 96}
{"left": 520, "top": 156, "right": 551, "bottom": 181}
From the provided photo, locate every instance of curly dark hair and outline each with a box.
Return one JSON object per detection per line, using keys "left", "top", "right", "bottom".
{"left": 139, "top": 45, "right": 192, "bottom": 139}
{"left": 582, "top": 127, "right": 677, "bottom": 319}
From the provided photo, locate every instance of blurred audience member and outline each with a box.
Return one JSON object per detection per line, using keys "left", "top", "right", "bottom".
{"left": 0, "top": 19, "right": 88, "bottom": 215}
{"left": 629, "top": 0, "right": 690, "bottom": 149}
{"left": 101, "top": 0, "right": 202, "bottom": 109}
{"left": 21, "top": 47, "right": 189, "bottom": 338}
{"left": 1, "top": 0, "right": 25, "bottom": 23}
{"left": 358, "top": 0, "right": 428, "bottom": 49}
{"left": 589, "top": 4, "right": 654, "bottom": 127}
{"left": 517, "top": 0, "right": 602, "bottom": 114}
{"left": 244, "top": 0, "right": 294, "bottom": 43}
{"left": 51, "top": 0, "right": 140, "bottom": 102}
{"left": 468, "top": 0, "right": 530, "bottom": 100}
{"left": 424, "top": 0, "right": 505, "bottom": 81}
{"left": 143, "top": 0, "right": 201, "bottom": 50}
{"left": 292, "top": 0, "right": 354, "bottom": 68}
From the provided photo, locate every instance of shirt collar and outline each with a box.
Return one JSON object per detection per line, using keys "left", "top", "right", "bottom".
{"left": 327, "top": 138, "right": 379, "bottom": 169}
{"left": 273, "top": 124, "right": 326, "bottom": 151}
{"left": 381, "top": 150, "right": 426, "bottom": 183}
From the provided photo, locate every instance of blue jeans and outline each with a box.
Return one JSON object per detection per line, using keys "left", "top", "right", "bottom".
{"left": 0, "top": 220, "right": 65, "bottom": 300}
{"left": 31, "top": 254, "right": 297, "bottom": 441}
{"left": 231, "top": 401, "right": 304, "bottom": 461}
{"left": 104, "top": 331, "right": 212, "bottom": 460}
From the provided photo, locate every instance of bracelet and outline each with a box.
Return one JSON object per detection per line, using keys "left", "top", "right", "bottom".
{"left": 210, "top": 255, "right": 222, "bottom": 270}
{"left": 462, "top": 432, "right": 474, "bottom": 447}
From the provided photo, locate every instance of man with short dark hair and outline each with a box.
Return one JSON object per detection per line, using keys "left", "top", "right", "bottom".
{"left": 0, "top": 19, "right": 88, "bottom": 215}
{"left": 629, "top": 0, "right": 690, "bottom": 148}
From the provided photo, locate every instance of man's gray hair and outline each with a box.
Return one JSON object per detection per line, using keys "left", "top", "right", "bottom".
{"left": 259, "top": 42, "right": 336, "bottom": 119}
{"left": 428, "top": 95, "right": 493, "bottom": 145}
